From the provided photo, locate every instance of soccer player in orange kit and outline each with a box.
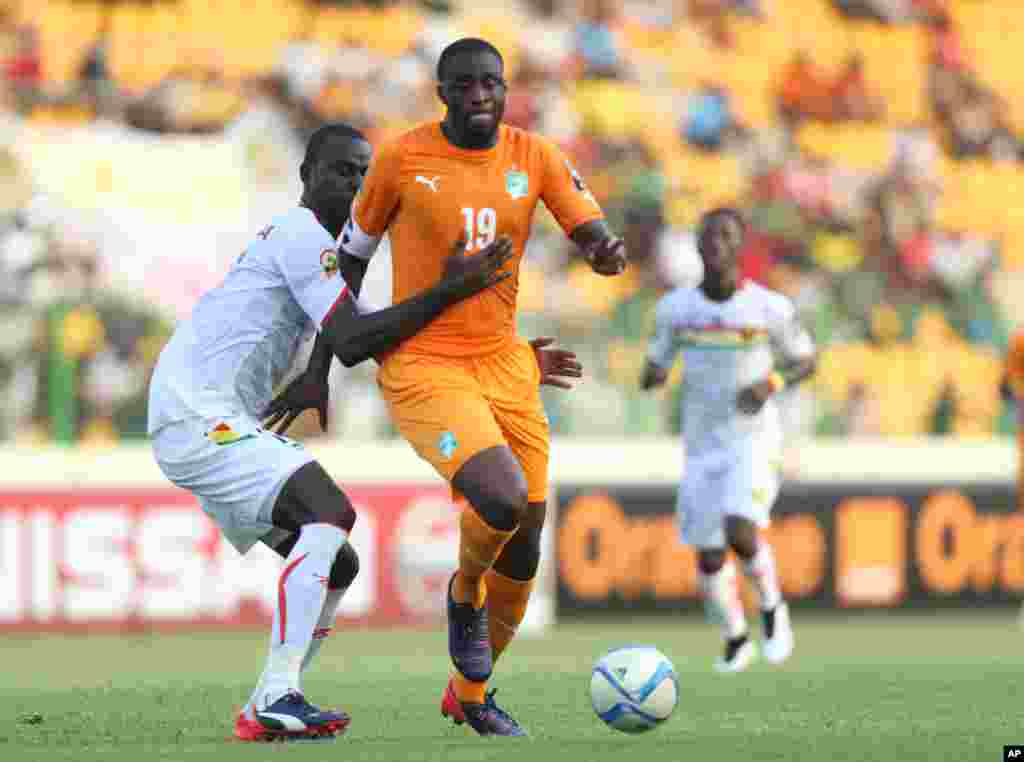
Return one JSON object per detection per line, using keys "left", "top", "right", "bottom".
{"left": 337, "top": 37, "right": 628, "bottom": 735}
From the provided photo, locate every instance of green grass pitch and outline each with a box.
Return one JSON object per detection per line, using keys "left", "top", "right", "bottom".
{"left": 2, "top": 613, "right": 1020, "bottom": 761}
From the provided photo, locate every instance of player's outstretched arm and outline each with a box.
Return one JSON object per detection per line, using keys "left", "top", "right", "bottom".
{"left": 570, "top": 219, "right": 627, "bottom": 277}
{"left": 323, "top": 236, "right": 513, "bottom": 368}
{"left": 262, "top": 331, "right": 333, "bottom": 435}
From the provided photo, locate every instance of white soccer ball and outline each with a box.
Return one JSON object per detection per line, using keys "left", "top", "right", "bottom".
{"left": 590, "top": 645, "right": 678, "bottom": 733}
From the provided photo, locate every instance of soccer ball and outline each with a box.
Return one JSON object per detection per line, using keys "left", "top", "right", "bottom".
{"left": 590, "top": 646, "right": 678, "bottom": 733}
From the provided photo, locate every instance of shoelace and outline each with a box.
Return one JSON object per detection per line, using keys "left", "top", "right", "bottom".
{"left": 280, "top": 692, "right": 320, "bottom": 717}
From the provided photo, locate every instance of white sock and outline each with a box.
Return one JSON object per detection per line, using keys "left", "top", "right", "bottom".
{"left": 742, "top": 542, "right": 782, "bottom": 612}
{"left": 250, "top": 523, "right": 347, "bottom": 712}
{"left": 243, "top": 585, "right": 349, "bottom": 719}
{"left": 301, "top": 586, "right": 347, "bottom": 675}
{"left": 699, "top": 561, "right": 747, "bottom": 640}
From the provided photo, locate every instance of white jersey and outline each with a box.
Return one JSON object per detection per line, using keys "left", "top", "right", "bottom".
{"left": 647, "top": 281, "right": 815, "bottom": 458}
{"left": 148, "top": 207, "right": 357, "bottom": 434}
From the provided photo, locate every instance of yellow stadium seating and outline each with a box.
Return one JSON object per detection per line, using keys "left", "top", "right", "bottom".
{"left": 34, "top": 1, "right": 102, "bottom": 87}
{"left": 844, "top": 23, "right": 927, "bottom": 126}
{"left": 663, "top": 149, "right": 744, "bottom": 227}
{"left": 571, "top": 80, "right": 657, "bottom": 139}
{"left": 797, "top": 123, "right": 893, "bottom": 171}
{"left": 772, "top": 0, "right": 851, "bottom": 69}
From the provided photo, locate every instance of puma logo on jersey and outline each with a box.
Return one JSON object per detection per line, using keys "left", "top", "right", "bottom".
{"left": 416, "top": 175, "right": 440, "bottom": 193}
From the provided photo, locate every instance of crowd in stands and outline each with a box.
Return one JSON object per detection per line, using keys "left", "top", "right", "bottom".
{"left": 0, "top": 0, "right": 1019, "bottom": 444}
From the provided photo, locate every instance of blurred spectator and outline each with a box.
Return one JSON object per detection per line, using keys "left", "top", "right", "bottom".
{"left": 124, "top": 66, "right": 245, "bottom": 135}
{"left": 777, "top": 51, "right": 832, "bottom": 125}
{"left": 831, "top": 0, "right": 916, "bottom": 23}
{"left": 4, "top": 23, "right": 40, "bottom": 113}
{"left": 946, "top": 79, "right": 1021, "bottom": 162}
{"left": 688, "top": 0, "right": 734, "bottom": 50}
{"left": 729, "top": 0, "right": 766, "bottom": 19}
{"left": 864, "top": 151, "right": 940, "bottom": 303}
{"left": 832, "top": 54, "right": 886, "bottom": 123}
{"left": 312, "top": 72, "right": 365, "bottom": 125}
{"left": 928, "top": 11, "right": 969, "bottom": 74}
{"left": 78, "top": 36, "right": 114, "bottom": 117}
{"left": 521, "top": 0, "right": 572, "bottom": 77}
{"left": 573, "top": 0, "right": 626, "bottom": 80}
{"left": 17, "top": 230, "right": 171, "bottom": 445}
{"left": 683, "top": 82, "right": 739, "bottom": 151}
{"left": 503, "top": 56, "right": 545, "bottom": 131}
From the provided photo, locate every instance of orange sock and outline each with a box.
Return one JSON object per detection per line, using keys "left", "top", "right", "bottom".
{"left": 452, "top": 506, "right": 516, "bottom": 609}
{"left": 452, "top": 673, "right": 488, "bottom": 704}
{"left": 484, "top": 568, "right": 534, "bottom": 663}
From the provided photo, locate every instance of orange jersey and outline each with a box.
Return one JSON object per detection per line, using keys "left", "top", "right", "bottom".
{"left": 343, "top": 122, "right": 604, "bottom": 357}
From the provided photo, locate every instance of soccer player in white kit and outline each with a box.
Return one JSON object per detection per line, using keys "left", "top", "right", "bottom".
{"left": 641, "top": 208, "right": 817, "bottom": 673}
{"left": 147, "top": 124, "right": 520, "bottom": 741}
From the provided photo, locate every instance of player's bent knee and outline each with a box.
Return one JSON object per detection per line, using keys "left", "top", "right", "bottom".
{"left": 273, "top": 462, "right": 358, "bottom": 534}
{"left": 453, "top": 447, "right": 529, "bottom": 531}
{"left": 698, "top": 549, "right": 727, "bottom": 574}
{"left": 481, "top": 484, "right": 528, "bottom": 531}
{"left": 328, "top": 542, "right": 359, "bottom": 589}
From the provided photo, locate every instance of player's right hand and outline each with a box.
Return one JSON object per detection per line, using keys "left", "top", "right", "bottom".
{"left": 442, "top": 234, "right": 514, "bottom": 300}
{"left": 262, "top": 371, "right": 329, "bottom": 435}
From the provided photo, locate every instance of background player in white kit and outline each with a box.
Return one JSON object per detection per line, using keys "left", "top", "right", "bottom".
{"left": 147, "top": 123, "right": 521, "bottom": 741}
{"left": 641, "top": 207, "right": 817, "bottom": 674}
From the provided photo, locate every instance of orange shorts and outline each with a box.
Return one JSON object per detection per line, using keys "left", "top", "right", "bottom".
{"left": 377, "top": 338, "right": 550, "bottom": 503}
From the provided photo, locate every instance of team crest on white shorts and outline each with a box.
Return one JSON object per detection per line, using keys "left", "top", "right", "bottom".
{"left": 205, "top": 422, "right": 255, "bottom": 446}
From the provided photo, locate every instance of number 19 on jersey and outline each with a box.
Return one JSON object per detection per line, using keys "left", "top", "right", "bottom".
{"left": 461, "top": 207, "right": 498, "bottom": 252}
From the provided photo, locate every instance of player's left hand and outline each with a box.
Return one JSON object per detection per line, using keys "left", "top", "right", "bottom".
{"left": 530, "top": 337, "right": 583, "bottom": 389}
{"left": 736, "top": 381, "right": 773, "bottom": 416}
{"left": 585, "top": 236, "right": 627, "bottom": 277}
{"left": 262, "top": 372, "right": 329, "bottom": 435}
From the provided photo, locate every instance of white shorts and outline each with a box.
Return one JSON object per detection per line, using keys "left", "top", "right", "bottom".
{"left": 151, "top": 415, "right": 315, "bottom": 554}
{"left": 677, "top": 441, "right": 781, "bottom": 549}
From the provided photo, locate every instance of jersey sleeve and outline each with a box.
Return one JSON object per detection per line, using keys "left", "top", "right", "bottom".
{"left": 767, "top": 294, "right": 816, "bottom": 360}
{"left": 339, "top": 141, "right": 402, "bottom": 261}
{"left": 538, "top": 138, "right": 605, "bottom": 236}
{"left": 647, "top": 295, "right": 680, "bottom": 370}
{"left": 275, "top": 228, "right": 352, "bottom": 327}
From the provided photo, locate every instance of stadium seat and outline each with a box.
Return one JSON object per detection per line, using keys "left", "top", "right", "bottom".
{"left": 947, "top": 342, "right": 1003, "bottom": 437}
{"left": 845, "top": 23, "right": 927, "bottom": 126}
{"left": 797, "top": 123, "right": 892, "bottom": 171}
{"left": 772, "top": 0, "right": 851, "bottom": 70}
{"left": 32, "top": 0, "right": 103, "bottom": 88}
{"left": 662, "top": 149, "right": 743, "bottom": 228}
{"left": 454, "top": 13, "right": 520, "bottom": 76}
{"left": 571, "top": 80, "right": 654, "bottom": 139}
